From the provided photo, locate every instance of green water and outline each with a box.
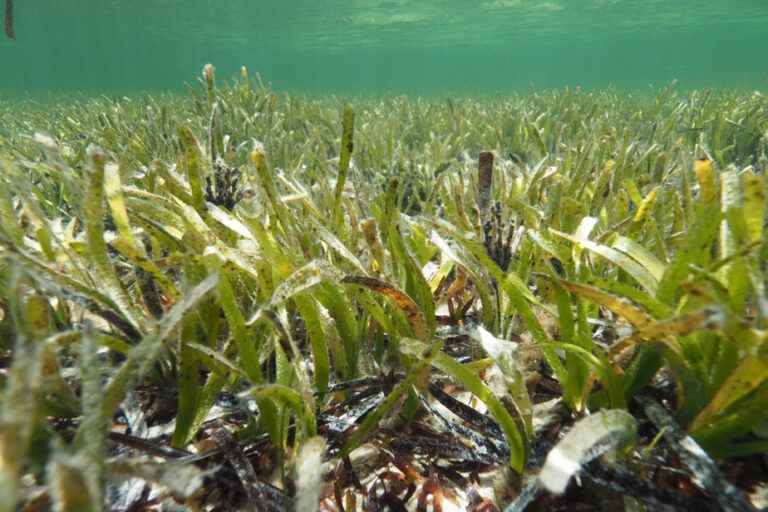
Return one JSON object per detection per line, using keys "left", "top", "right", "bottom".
{"left": 2, "top": 0, "right": 768, "bottom": 95}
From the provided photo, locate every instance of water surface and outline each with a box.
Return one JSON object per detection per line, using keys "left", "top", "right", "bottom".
{"left": 2, "top": 1, "right": 767, "bottom": 95}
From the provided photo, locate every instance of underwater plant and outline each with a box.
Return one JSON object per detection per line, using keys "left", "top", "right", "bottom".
{"left": 0, "top": 66, "right": 765, "bottom": 510}
{"left": 3, "top": 0, "right": 13, "bottom": 40}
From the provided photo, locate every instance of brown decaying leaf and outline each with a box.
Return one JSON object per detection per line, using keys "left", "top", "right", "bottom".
{"left": 342, "top": 275, "right": 427, "bottom": 341}
{"left": 545, "top": 276, "right": 653, "bottom": 329}
{"left": 608, "top": 306, "right": 723, "bottom": 361}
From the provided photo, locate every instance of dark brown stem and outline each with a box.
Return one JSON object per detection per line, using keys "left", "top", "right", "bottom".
{"left": 4, "top": 0, "right": 14, "bottom": 40}
{"left": 477, "top": 151, "right": 494, "bottom": 217}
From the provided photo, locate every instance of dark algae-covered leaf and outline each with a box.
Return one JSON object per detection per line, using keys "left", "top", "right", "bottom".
{"left": 340, "top": 338, "right": 444, "bottom": 458}
{"left": 638, "top": 395, "right": 756, "bottom": 512}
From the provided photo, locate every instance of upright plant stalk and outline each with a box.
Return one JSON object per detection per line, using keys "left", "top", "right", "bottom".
{"left": 477, "top": 151, "right": 494, "bottom": 219}
{"left": 203, "top": 63, "right": 215, "bottom": 108}
{"left": 84, "top": 149, "right": 143, "bottom": 333}
{"left": 333, "top": 106, "right": 355, "bottom": 231}
{"left": 77, "top": 324, "right": 104, "bottom": 509}
{"left": 4, "top": 0, "right": 14, "bottom": 40}
{"left": 0, "top": 272, "right": 47, "bottom": 512}
{"left": 177, "top": 126, "right": 207, "bottom": 214}
{"left": 251, "top": 148, "right": 291, "bottom": 232}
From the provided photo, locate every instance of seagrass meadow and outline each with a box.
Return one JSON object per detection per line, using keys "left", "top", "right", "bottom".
{"left": 0, "top": 68, "right": 767, "bottom": 511}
